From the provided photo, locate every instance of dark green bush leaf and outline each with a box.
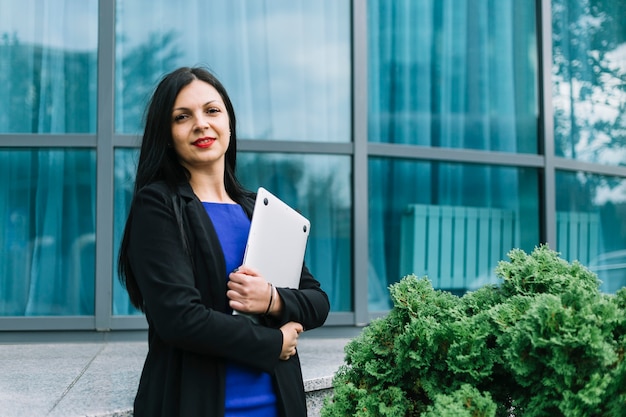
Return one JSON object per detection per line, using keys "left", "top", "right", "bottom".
{"left": 322, "top": 245, "right": 626, "bottom": 416}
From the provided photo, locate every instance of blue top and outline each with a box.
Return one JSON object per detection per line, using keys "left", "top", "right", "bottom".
{"left": 202, "top": 202, "right": 278, "bottom": 417}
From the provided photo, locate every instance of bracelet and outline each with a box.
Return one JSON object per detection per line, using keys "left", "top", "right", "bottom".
{"left": 264, "top": 283, "right": 274, "bottom": 316}
{"left": 270, "top": 285, "right": 278, "bottom": 313}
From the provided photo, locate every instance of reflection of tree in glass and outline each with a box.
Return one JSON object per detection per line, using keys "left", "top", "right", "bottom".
{"left": 237, "top": 154, "right": 305, "bottom": 204}
{"left": 0, "top": 32, "right": 95, "bottom": 133}
{"left": 236, "top": 153, "right": 351, "bottom": 213}
{"left": 116, "top": 30, "right": 182, "bottom": 134}
{"left": 552, "top": 0, "right": 626, "bottom": 163}
{"left": 236, "top": 153, "right": 352, "bottom": 312}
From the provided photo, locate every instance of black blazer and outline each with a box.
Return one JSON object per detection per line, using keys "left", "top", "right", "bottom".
{"left": 126, "top": 181, "right": 330, "bottom": 417}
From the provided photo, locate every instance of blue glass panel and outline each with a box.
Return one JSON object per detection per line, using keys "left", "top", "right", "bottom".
{"left": 368, "top": 0, "right": 538, "bottom": 153}
{"left": 115, "top": 0, "right": 351, "bottom": 142}
{"left": 552, "top": 0, "right": 626, "bottom": 164}
{"left": 555, "top": 171, "right": 626, "bottom": 293}
{"left": 113, "top": 149, "right": 140, "bottom": 315}
{"left": 237, "top": 153, "right": 352, "bottom": 312}
{"left": 369, "top": 158, "right": 540, "bottom": 310}
{"left": 0, "top": 149, "right": 96, "bottom": 316}
{"left": 0, "top": 0, "right": 98, "bottom": 133}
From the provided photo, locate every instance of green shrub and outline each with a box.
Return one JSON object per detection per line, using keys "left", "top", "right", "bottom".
{"left": 321, "top": 245, "right": 626, "bottom": 416}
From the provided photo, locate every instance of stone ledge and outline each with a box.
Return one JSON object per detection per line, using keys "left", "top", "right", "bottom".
{"left": 304, "top": 376, "right": 335, "bottom": 417}
{"left": 304, "top": 374, "right": 333, "bottom": 392}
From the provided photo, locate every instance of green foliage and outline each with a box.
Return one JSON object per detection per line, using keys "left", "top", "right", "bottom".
{"left": 321, "top": 245, "right": 626, "bottom": 416}
{"left": 423, "top": 384, "right": 497, "bottom": 417}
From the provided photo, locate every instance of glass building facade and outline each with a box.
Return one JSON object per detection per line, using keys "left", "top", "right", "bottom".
{"left": 1, "top": 0, "right": 625, "bottom": 331}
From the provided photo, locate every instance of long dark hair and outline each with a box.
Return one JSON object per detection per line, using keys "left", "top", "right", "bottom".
{"left": 118, "top": 66, "right": 246, "bottom": 311}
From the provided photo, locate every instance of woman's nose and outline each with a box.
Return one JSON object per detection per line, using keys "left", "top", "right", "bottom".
{"left": 195, "top": 113, "right": 210, "bottom": 130}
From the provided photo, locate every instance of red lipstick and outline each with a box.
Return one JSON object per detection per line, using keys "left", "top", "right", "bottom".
{"left": 192, "top": 137, "right": 216, "bottom": 148}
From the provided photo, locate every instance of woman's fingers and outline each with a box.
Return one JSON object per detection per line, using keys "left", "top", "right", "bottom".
{"left": 227, "top": 267, "right": 271, "bottom": 313}
{"left": 279, "top": 322, "right": 303, "bottom": 360}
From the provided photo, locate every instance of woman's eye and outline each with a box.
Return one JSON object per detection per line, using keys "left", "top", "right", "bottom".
{"left": 173, "top": 114, "right": 188, "bottom": 122}
{"left": 207, "top": 107, "right": 220, "bottom": 114}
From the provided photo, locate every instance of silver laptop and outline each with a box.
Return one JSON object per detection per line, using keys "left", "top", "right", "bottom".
{"left": 243, "top": 187, "right": 310, "bottom": 289}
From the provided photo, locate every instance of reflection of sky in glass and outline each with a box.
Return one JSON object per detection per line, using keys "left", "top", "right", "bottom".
{"left": 553, "top": 58, "right": 626, "bottom": 164}
{"left": 552, "top": 3, "right": 626, "bottom": 166}
{"left": 592, "top": 175, "right": 626, "bottom": 206}
{"left": 238, "top": 153, "right": 351, "bottom": 209}
{"left": 0, "top": 0, "right": 97, "bottom": 51}
{"left": 116, "top": 0, "right": 351, "bottom": 142}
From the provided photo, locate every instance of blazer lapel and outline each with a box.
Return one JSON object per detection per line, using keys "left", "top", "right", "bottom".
{"left": 177, "top": 183, "right": 229, "bottom": 311}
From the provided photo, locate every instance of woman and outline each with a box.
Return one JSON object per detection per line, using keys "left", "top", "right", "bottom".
{"left": 118, "top": 66, "right": 330, "bottom": 417}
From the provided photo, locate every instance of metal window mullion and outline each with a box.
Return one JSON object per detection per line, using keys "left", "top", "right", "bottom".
{"left": 368, "top": 143, "right": 546, "bottom": 168}
{"left": 352, "top": 0, "right": 369, "bottom": 326}
{"left": 94, "top": 0, "right": 116, "bottom": 331}
{"left": 538, "top": 0, "right": 556, "bottom": 247}
{"left": 0, "top": 134, "right": 96, "bottom": 147}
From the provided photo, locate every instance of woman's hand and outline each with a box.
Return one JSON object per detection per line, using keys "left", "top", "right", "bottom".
{"left": 227, "top": 265, "right": 273, "bottom": 314}
{"left": 279, "top": 321, "right": 303, "bottom": 360}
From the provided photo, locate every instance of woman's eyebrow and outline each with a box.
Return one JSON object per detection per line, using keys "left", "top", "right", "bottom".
{"left": 173, "top": 100, "right": 220, "bottom": 112}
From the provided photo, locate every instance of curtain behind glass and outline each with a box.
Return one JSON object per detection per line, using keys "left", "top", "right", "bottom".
{"left": 368, "top": 0, "right": 537, "bottom": 152}
{"left": 369, "top": 159, "right": 539, "bottom": 310}
{"left": 552, "top": 0, "right": 626, "bottom": 164}
{"left": 0, "top": 0, "right": 98, "bottom": 317}
{"left": 367, "top": 0, "right": 539, "bottom": 310}
{"left": 115, "top": 0, "right": 351, "bottom": 142}
{"left": 0, "top": 150, "right": 96, "bottom": 316}
{"left": 0, "top": 0, "right": 97, "bottom": 133}
{"left": 113, "top": 150, "right": 139, "bottom": 315}
{"left": 237, "top": 154, "right": 353, "bottom": 312}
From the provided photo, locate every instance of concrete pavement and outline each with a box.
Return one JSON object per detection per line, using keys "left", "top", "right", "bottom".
{"left": 0, "top": 326, "right": 361, "bottom": 417}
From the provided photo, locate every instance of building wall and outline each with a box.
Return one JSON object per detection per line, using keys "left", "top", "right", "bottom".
{"left": 1, "top": 0, "right": 625, "bottom": 331}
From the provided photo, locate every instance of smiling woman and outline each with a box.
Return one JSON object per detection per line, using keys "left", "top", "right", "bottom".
{"left": 170, "top": 80, "right": 232, "bottom": 189}
{"left": 116, "top": 66, "right": 330, "bottom": 417}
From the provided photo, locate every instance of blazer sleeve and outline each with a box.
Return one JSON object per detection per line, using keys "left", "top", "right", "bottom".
{"left": 126, "top": 184, "right": 282, "bottom": 373}
{"left": 268, "top": 264, "right": 330, "bottom": 331}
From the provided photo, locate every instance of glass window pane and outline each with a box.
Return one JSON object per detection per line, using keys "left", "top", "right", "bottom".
{"left": 113, "top": 149, "right": 140, "bottom": 315}
{"left": 369, "top": 158, "right": 540, "bottom": 310}
{"left": 115, "top": 0, "right": 351, "bottom": 142}
{"left": 368, "top": 0, "right": 538, "bottom": 153}
{"left": 552, "top": 0, "right": 626, "bottom": 164}
{"left": 555, "top": 171, "right": 626, "bottom": 293}
{"left": 238, "top": 153, "right": 352, "bottom": 312}
{"left": 0, "top": 149, "right": 96, "bottom": 316}
{"left": 0, "top": 0, "right": 98, "bottom": 133}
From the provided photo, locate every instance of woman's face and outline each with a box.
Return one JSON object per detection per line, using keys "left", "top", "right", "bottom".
{"left": 170, "top": 79, "right": 231, "bottom": 176}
